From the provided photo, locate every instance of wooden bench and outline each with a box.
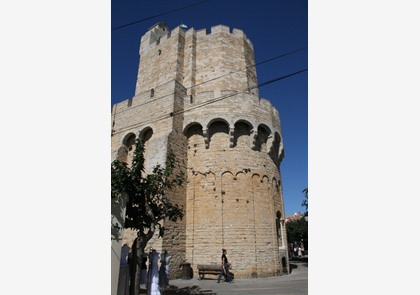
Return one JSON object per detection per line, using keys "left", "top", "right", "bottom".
{"left": 197, "top": 264, "right": 221, "bottom": 280}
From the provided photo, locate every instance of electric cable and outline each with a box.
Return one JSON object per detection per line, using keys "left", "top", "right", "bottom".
{"left": 112, "top": 47, "right": 307, "bottom": 116}
{"left": 112, "top": 0, "right": 212, "bottom": 31}
{"left": 112, "top": 68, "right": 307, "bottom": 136}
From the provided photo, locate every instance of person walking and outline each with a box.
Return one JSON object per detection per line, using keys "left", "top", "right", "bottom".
{"left": 148, "top": 249, "right": 160, "bottom": 295}
{"left": 217, "top": 249, "right": 232, "bottom": 283}
{"left": 139, "top": 254, "right": 148, "bottom": 288}
{"left": 159, "top": 250, "right": 170, "bottom": 288}
{"left": 117, "top": 244, "right": 130, "bottom": 295}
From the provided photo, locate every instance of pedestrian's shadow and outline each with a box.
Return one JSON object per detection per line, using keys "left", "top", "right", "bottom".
{"left": 289, "top": 262, "right": 308, "bottom": 274}
{"left": 289, "top": 263, "right": 298, "bottom": 274}
{"left": 162, "top": 285, "right": 217, "bottom": 295}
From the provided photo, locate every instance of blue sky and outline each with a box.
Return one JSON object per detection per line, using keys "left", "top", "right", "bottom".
{"left": 111, "top": 0, "right": 308, "bottom": 216}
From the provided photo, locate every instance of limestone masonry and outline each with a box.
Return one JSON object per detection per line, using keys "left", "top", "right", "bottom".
{"left": 111, "top": 23, "right": 289, "bottom": 279}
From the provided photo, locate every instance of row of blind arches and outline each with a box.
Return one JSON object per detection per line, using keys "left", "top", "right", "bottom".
{"left": 117, "top": 130, "right": 286, "bottom": 247}
{"left": 119, "top": 118, "right": 283, "bottom": 165}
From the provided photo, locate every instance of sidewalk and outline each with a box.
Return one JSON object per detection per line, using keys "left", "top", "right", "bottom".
{"left": 162, "top": 261, "right": 308, "bottom": 295}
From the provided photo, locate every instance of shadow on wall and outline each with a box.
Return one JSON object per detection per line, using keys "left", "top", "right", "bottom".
{"left": 111, "top": 198, "right": 126, "bottom": 242}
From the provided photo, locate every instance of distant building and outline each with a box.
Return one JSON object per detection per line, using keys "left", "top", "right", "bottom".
{"left": 285, "top": 212, "right": 307, "bottom": 223}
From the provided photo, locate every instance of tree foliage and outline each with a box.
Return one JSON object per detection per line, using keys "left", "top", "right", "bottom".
{"left": 301, "top": 187, "right": 308, "bottom": 216}
{"left": 111, "top": 138, "right": 184, "bottom": 294}
{"left": 286, "top": 217, "right": 308, "bottom": 245}
{"left": 112, "top": 138, "right": 184, "bottom": 241}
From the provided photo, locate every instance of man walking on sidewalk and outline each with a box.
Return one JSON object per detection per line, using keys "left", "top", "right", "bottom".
{"left": 217, "top": 249, "right": 232, "bottom": 283}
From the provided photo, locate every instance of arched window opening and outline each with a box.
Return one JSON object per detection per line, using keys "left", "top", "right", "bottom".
{"left": 208, "top": 121, "right": 229, "bottom": 149}
{"left": 140, "top": 128, "right": 153, "bottom": 143}
{"left": 276, "top": 211, "right": 284, "bottom": 247}
{"left": 118, "top": 133, "right": 136, "bottom": 165}
{"left": 125, "top": 134, "right": 136, "bottom": 151}
{"left": 185, "top": 124, "right": 203, "bottom": 138}
{"left": 139, "top": 128, "right": 154, "bottom": 172}
{"left": 233, "top": 121, "right": 252, "bottom": 148}
{"left": 255, "top": 125, "right": 270, "bottom": 152}
{"left": 185, "top": 123, "right": 204, "bottom": 159}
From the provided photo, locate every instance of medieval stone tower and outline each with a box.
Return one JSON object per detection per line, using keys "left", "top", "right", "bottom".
{"left": 111, "top": 23, "right": 289, "bottom": 279}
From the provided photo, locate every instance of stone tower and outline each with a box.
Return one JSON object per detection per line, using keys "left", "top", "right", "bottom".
{"left": 111, "top": 23, "right": 289, "bottom": 279}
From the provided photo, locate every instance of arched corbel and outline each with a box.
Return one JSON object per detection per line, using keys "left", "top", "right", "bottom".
{"left": 265, "top": 134, "right": 274, "bottom": 154}
{"left": 251, "top": 129, "right": 258, "bottom": 150}
{"left": 229, "top": 127, "right": 235, "bottom": 148}
{"left": 203, "top": 128, "right": 209, "bottom": 149}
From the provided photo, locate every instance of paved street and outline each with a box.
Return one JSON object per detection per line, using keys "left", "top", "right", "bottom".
{"left": 161, "top": 261, "right": 308, "bottom": 295}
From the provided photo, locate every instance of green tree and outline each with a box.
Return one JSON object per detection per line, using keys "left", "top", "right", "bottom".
{"left": 286, "top": 217, "right": 308, "bottom": 249}
{"left": 111, "top": 138, "right": 184, "bottom": 295}
{"left": 301, "top": 188, "right": 308, "bottom": 216}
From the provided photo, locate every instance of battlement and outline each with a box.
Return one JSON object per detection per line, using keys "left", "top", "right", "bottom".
{"left": 259, "top": 97, "right": 276, "bottom": 112}
{"left": 195, "top": 25, "right": 253, "bottom": 50}
{"left": 141, "top": 24, "right": 253, "bottom": 51}
{"left": 137, "top": 22, "right": 258, "bottom": 98}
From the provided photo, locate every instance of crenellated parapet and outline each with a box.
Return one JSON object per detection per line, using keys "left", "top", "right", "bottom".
{"left": 135, "top": 23, "right": 258, "bottom": 98}
{"left": 141, "top": 23, "right": 253, "bottom": 51}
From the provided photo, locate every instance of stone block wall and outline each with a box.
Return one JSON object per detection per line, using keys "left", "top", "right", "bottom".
{"left": 111, "top": 23, "right": 289, "bottom": 280}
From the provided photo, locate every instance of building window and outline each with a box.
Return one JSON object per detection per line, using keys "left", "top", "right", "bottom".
{"left": 276, "top": 211, "right": 284, "bottom": 247}
{"left": 189, "top": 95, "right": 194, "bottom": 104}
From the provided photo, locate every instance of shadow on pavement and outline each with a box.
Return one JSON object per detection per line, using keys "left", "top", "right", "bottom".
{"left": 289, "top": 261, "right": 308, "bottom": 274}
{"left": 162, "top": 285, "right": 217, "bottom": 295}
{"left": 289, "top": 263, "right": 298, "bottom": 274}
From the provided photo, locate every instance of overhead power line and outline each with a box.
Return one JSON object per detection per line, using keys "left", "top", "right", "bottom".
{"left": 112, "top": 47, "right": 307, "bottom": 117}
{"left": 190, "top": 47, "right": 307, "bottom": 91}
{"left": 112, "top": 69, "right": 307, "bottom": 136}
{"left": 112, "top": 0, "right": 212, "bottom": 31}
{"left": 180, "top": 69, "right": 308, "bottom": 114}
